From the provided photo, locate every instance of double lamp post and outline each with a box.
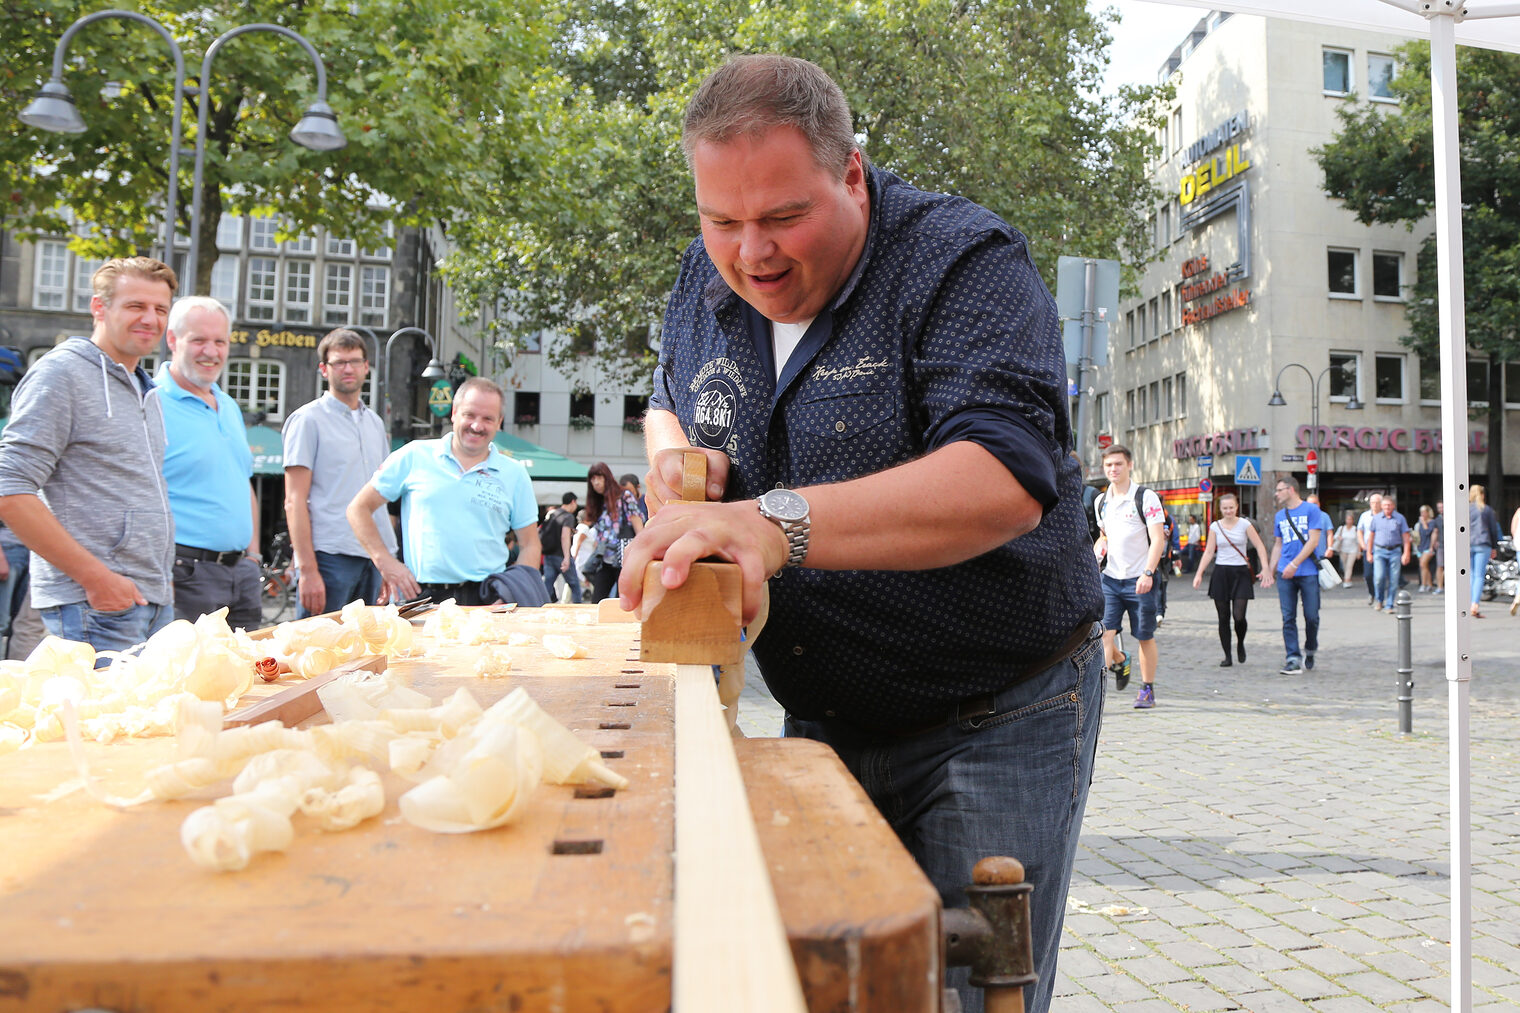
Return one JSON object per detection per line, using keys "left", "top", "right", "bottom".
{"left": 1267, "top": 361, "right": 1362, "bottom": 491}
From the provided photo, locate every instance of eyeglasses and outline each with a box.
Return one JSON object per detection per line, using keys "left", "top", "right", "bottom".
{"left": 324, "top": 357, "right": 367, "bottom": 369}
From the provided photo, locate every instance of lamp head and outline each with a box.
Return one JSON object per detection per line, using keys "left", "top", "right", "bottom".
{"left": 290, "top": 100, "right": 347, "bottom": 151}
{"left": 1346, "top": 394, "right": 1364, "bottom": 411}
{"left": 1267, "top": 390, "right": 1287, "bottom": 407}
{"left": 19, "top": 80, "right": 87, "bottom": 134}
{"left": 421, "top": 358, "right": 446, "bottom": 380}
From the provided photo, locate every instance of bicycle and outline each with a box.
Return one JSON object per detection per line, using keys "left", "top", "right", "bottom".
{"left": 259, "top": 531, "right": 296, "bottom": 624}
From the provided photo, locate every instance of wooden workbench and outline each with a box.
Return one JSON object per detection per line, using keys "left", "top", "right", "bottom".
{"left": 0, "top": 605, "right": 941, "bottom": 1012}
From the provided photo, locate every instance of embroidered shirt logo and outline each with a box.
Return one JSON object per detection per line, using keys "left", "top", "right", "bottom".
{"left": 811, "top": 356, "right": 889, "bottom": 382}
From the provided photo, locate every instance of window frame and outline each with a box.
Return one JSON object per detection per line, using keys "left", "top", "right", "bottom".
{"left": 33, "top": 241, "right": 70, "bottom": 310}
{"left": 1323, "top": 47, "right": 1353, "bottom": 97}
{"left": 1327, "top": 247, "right": 1360, "bottom": 299}
{"left": 284, "top": 260, "right": 314, "bottom": 324}
{"left": 323, "top": 263, "right": 354, "bottom": 326}
{"left": 222, "top": 358, "right": 286, "bottom": 422}
{"left": 1504, "top": 362, "right": 1520, "bottom": 410}
{"left": 210, "top": 254, "right": 240, "bottom": 320}
{"left": 249, "top": 217, "right": 281, "bottom": 252}
{"left": 245, "top": 256, "right": 279, "bottom": 322}
{"left": 1374, "top": 352, "right": 1406, "bottom": 405}
{"left": 1371, "top": 251, "right": 1402, "bottom": 301}
{"left": 1367, "top": 53, "right": 1397, "bottom": 103}
{"left": 358, "top": 265, "right": 390, "bottom": 328}
{"left": 72, "top": 257, "right": 103, "bottom": 313}
{"left": 1175, "top": 372, "right": 1187, "bottom": 420}
{"left": 1328, "top": 351, "right": 1362, "bottom": 404}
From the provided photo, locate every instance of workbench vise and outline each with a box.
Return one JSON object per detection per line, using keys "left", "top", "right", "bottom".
{"left": 942, "top": 856, "right": 1037, "bottom": 1013}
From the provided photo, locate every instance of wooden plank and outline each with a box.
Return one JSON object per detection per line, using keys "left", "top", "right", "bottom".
{"left": 222, "top": 655, "right": 388, "bottom": 728}
{"left": 673, "top": 663, "right": 807, "bottom": 1012}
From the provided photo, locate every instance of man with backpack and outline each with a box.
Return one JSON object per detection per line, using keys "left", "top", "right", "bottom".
{"left": 1093, "top": 444, "right": 1165, "bottom": 709}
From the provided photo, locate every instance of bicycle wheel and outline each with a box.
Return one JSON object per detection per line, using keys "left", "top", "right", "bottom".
{"left": 262, "top": 572, "right": 294, "bottom": 624}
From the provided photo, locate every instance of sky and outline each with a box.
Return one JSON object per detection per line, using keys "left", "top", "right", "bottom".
{"left": 1093, "top": 0, "right": 1215, "bottom": 94}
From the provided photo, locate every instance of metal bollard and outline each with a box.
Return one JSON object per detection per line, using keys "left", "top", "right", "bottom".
{"left": 1395, "top": 588, "right": 1413, "bottom": 733}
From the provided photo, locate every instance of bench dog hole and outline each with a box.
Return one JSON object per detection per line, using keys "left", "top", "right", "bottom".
{"left": 598, "top": 722, "right": 630, "bottom": 730}
{"left": 605, "top": 701, "right": 636, "bottom": 707}
{"left": 552, "top": 839, "right": 604, "bottom": 855}
{"left": 600, "top": 749, "right": 625, "bottom": 759}
{"left": 575, "top": 786, "right": 616, "bottom": 799}
{"left": 614, "top": 683, "right": 641, "bottom": 689}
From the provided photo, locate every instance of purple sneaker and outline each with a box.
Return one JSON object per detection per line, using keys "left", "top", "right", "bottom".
{"left": 1134, "top": 684, "right": 1155, "bottom": 709}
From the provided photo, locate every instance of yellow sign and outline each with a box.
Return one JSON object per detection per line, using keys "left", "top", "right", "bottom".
{"left": 227, "top": 328, "right": 319, "bottom": 349}
{"left": 1179, "top": 144, "right": 1250, "bottom": 205}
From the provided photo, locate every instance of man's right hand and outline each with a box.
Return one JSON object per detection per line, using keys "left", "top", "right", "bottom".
{"left": 298, "top": 568, "right": 327, "bottom": 616}
{"left": 646, "top": 446, "right": 730, "bottom": 507}
{"left": 84, "top": 571, "right": 147, "bottom": 613}
{"left": 377, "top": 557, "right": 420, "bottom": 604}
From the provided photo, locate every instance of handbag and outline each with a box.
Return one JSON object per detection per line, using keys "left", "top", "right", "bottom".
{"left": 1217, "top": 522, "right": 1256, "bottom": 582}
{"left": 1317, "top": 557, "right": 1343, "bottom": 589}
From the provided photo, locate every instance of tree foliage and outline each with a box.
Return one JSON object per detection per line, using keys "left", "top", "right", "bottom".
{"left": 442, "top": 0, "right": 1169, "bottom": 390}
{"left": 3, "top": 0, "right": 555, "bottom": 292}
{"left": 1314, "top": 43, "right": 1520, "bottom": 492}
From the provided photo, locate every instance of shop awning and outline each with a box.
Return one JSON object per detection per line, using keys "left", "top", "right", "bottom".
{"left": 491, "top": 431, "right": 589, "bottom": 483}
{"left": 246, "top": 424, "right": 284, "bottom": 476}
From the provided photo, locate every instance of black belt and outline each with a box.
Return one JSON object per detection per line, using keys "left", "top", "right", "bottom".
{"left": 884, "top": 620, "right": 1100, "bottom": 739}
{"left": 417, "top": 581, "right": 486, "bottom": 606}
{"left": 175, "top": 544, "right": 245, "bottom": 566}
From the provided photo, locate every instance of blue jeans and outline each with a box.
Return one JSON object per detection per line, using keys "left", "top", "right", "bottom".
{"left": 1373, "top": 546, "right": 1403, "bottom": 609}
{"left": 1470, "top": 547, "right": 1492, "bottom": 606}
{"left": 541, "top": 554, "right": 582, "bottom": 604}
{"left": 1100, "top": 573, "right": 1158, "bottom": 641}
{"left": 785, "top": 626, "right": 1104, "bottom": 1013}
{"left": 40, "top": 601, "right": 172, "bottom": 666}
{"left": 296, "top": 551, "right": 383, "bottom": 619}
{"left": 1275, "top": 571, "right": 1320, "bottom": 662}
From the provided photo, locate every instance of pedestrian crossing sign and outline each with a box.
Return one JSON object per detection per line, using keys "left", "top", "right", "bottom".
{"left": 1235, "top": 455, "right": 1262, "bottom": 485}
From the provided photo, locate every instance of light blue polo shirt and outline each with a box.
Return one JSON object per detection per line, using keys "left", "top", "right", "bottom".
{"left": 371, "top": 435, "right": 537, "bottom": 583}
{"left": 153, "top": 364, "right": 253, "bottom": 552}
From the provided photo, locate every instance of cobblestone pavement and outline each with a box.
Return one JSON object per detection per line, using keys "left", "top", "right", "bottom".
{"left": 735, "top": 574, "right": 1520, "bottom": 1011}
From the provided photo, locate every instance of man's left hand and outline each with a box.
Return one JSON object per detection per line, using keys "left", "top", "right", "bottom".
{"left": 1136, "top": 574, "right": 1153, "bottom": 595}
{"left": 1284, "top": 562, "right": 1299, "bottom": 578}
{"left": 617, "top": 499, "right": 788, "bottom": 624}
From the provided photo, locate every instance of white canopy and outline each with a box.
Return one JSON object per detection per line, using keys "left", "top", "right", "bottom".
{"left": 1143, "top": 4, "right": 1518, "bottom": 1010}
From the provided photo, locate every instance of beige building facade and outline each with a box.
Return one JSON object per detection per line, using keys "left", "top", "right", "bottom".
{"left": 1098, "top": 11, "right": 1516, "bottom": 528}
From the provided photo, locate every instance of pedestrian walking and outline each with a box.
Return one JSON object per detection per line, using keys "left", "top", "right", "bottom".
{"left": 584, "top": 461, "right": 645, "bottom": 603}
{"left": 1368, "top": 495, "right": 1412, "bottom": 612}
{"left": 1510, "top": 505, "right": 1520, "bottom": 616}
{"left": 1184, "top": 515, "right": 1203, "bottom": 573}
{"left": 1332, "top": 510, "right": 1360, "bottom": 585}
{"left": 1415, "top": 504, "right": 1437, "bottom": 592}
{"left": 1356, "top": 493, "right": 1383, "bottom": 606}
{"left": 1269, "top": 475, "right": 1322, "bottom": 674}
{"left": 1192, "top": 492, "right": 1273, "bottom": 666}
{"left": 1468, "top": 484, "right": 1502, "bottom": 619}
{"left": 1093, "top": 444, "right": 1165, "bottom": 708}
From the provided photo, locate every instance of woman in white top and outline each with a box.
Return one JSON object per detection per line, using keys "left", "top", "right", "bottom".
{"left": 570, "top": 508, "right": 596, "bottom": 601}
{"left": 1192, "top": 492, "right": 1274, "bottom": 666}
{"left": 1332, "top": 510, "right": 1362, "bottom": 585}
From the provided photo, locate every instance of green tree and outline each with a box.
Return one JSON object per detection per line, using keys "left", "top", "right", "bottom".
{"left": 3, "top": 0, "right": 555, "bottom": 293}
{"left": 443, "top": 0, "right": 1168, "bottom": 391}
{"left": 1314, "top": 43, "right": 1520, "bottom": 497}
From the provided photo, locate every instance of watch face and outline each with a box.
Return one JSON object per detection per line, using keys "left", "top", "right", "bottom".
{"left": 762, "top": 488, "right": 809, "bottom": 522}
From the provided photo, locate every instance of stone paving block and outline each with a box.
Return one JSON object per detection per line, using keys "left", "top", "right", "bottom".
{"left": 1217, "top": 906, "right": 1279, "bottom": 931}
{"left": 1249, "top": 890, "right": 1309, "bottom": 914}
{"left": 1234, "top": 991, "right": 1317, "bottom": 1012}
{"left": 1063, "top": 913, "right": 1121, "bottom": 938}
{"left": 1278, "top": 909, "right": 1345, "bottom": 935}
{"left": 1271, "top": 879, "right": 1335, "bottom": 902}
{"left": 1264, "top": 966, "right": 1346, "bottom": 1000}
{"left": 1156, "top": 979, "right": 1241, "bottom": 1010}
{"left": 1342, "top": 914, "right": 1422, "bottom": 939}
{"left": 1309, "top": 997, "right": 1382, "bottom": 1012}
{"left": 1110, "top": 1000, "right": 1184, "bottom": 1013}
{"left": 1044, "top": 994, "right": 1111, "bottom": 1013}
{"left": 1337, "top": 969, "right": 1422, "bottom": 1003}
{"left": 1357, "top": 948, "right": 1441, "bottom": 981}
{"left": 1291, "top": 946, "right": 1372, "bottom": 976}
{"left": 1190, "top": 924, "right": 1258, "bottom": 950}
{"left": 1126, "top": 918, "right": 1191, "bottom": 944}
{"left": 1247, "top": 924, "right": 1318, "bottom": 951}
{"left": 1197, "top": 962, "right": 1273, "bottom": 995}
{"left": 1077, "top": 968, "right": 1156, "bottom": 1004}
{"left": 1115, "top": 954, "right": 1194, "bottom": 986}
{"left": 1087, "top": 931, "right": 1154, "bottom": 961}
{"left": 1314, "top": 929, "right": 1390, "bottom": 955}
{"left": 1217, "top": 945, "right": 1302, "bottom": 972}
{"left": 1151, "top": 904, "right": 1219, "bottom": 928}
{"left": 1305, "top": 898, "right": 1368, "bottom": 920}
{"left": 1472, "top": 956, "right": 1520, "bottom": 987}
{"left": 1053, "top": 947, "right": 1111, "bottom": 980}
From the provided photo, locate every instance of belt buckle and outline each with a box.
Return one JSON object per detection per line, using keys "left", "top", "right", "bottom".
{"left": 957, "top": 692, "right": 997, "bottom": 729}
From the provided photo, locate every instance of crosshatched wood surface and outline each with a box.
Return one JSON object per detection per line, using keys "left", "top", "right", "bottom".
{"left": 0, "top": 606, "right": 939, "bottom": 1012}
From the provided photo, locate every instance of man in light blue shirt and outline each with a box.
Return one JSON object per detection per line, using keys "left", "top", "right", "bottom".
{"left": 347, "top": 377, "right": 540, "bottom": 606}
{"left": 155, "top": 296, "right": 261, "bottom": 629}
{"left": 1368, "top": 495, "right": 1412, "bottom": 612}
{"left": 1269, "top": 475, "right": 1322, "bottom": 675}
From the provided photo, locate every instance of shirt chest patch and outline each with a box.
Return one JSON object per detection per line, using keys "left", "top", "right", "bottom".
{"left": 688, "top": 358, "right": 748, "bottom": 451}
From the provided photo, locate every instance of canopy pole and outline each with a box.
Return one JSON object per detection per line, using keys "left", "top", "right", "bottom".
{"left": 1421, "top": 8, "right": 1473, "bottom": 1012}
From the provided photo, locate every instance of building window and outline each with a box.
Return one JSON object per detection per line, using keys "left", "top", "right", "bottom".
{"left": 223, "top": 359, "right": 285, "bottom": 420}
{"left": 286, "top": 232, "right": 316, "bottom": 255}
{"left": 284, "top": 261, "right": 313, "bottom": 323}
{"left": 249, "top": 217, "right": 280, "bottom": 252}
{"left": 1149, "top": 297, "right": 1160, "bottom": 340}
{"left": 361, "top": 222, "right": 394, "bottom": 259}
{"left": 1171, "top": 108, "right": 1182, "bottom": 156}
{"left": 1159, "top": 204, "right": 1169, "bottom": 247}
{"left": 73, "top": 257, "right": 102, "bottom": 313}
{"left": 326, "top": 234, "right": 355, "bottom": 258}
{"left": 1468, "top": 359, "right": 1490, "bottom": 407}
{"left": 1175, "top": 372, "right": 1187, "bottom": 419}
{"left": 323, "top": 263, "right": 353, "bottom": 325}
{"left": 623, "top": 394, "right": 647, "bottom": 430}
{"left": 1329, "top": 351, "right": 1361, "bottom": 402}
{"left": 1136, "top": 386, "right": 1147, "bottom": 427}
{"left": 1328, "top": 248, "right": 1358, "bottom": 297}
{"left": 1372, "top": 252, "right": 1402, "bottom": 300}
{"left": 358, "top": 265, "right": 389, "bottom": 327}
{"left": 569, "top": 392, "right": 595, "bottom": 426}
{"left": 1505, "top": 362, "right": 1520, "bottom": 409}
{"left": 1127, "top": 309, "right": 1136, "bottom": 348}
{"left": 216, "top": 214, "right": 243, "bottom": 251}
{"left": 210, "top": 255, "right": 239, "bottom": 319}
{"left": 1368, "top": 54, "right": 1396, "bottom": 101}
{"left": 34, "top": 241, "right": 69, "bottom": 309}
{"left": 1125, "top": 389, "right": 1136, "bottom": 430}
{"left": 1419, "top": 352, "right": 1440, "bottom": 404}
{"left": 1323, "top": 48, "right": 1352, "bottom": 96}
{"left": 1162, "top": 376, "right": 1173, "bottom": 419}
{"left": 1375, "top": 353, "right": 1406, "bottom": 404}
{"left": 514, "top": 391, "right": 540, "bottom": 426}
{"left": 246, "top": 257, "right": 278, "bottom": 321}
{"left": 1161, "top": 290, "right": 1172, "bottom": 334}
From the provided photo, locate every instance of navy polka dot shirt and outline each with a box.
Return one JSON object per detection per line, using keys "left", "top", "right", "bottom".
{"left": 651, "top": 166, "right": 1103, "bottom": 732}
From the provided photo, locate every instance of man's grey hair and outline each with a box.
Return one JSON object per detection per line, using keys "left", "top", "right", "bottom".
{"left": 168, "top": 295, "right": 231, "bottom": 336}
{"left": 453, "top": 375, "right": 505, "bottom": 411}
{"left": 682, "top": 54, "right": 862, "bottom": 176}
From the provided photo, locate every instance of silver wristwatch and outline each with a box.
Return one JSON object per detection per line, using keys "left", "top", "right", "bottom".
{"left": 757, "top": 488, "right": 811, "bottom": 571}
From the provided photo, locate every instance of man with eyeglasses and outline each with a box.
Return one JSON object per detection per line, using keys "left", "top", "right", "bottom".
{"left": 282, "top": 329, "right": 395, "bottom": 617}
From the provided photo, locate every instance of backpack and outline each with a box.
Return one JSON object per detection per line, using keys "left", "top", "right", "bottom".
{"left": 1094, "top": 484, "right": 1153, "bottom": 533}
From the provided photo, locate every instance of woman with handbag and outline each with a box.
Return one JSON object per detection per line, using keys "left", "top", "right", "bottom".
{"left": 1193, "top": 493, "right": 1274, "bottom": 666}
{"left": 1333, "top": 510, "right": 1361, "bottom": 586}
{"left": 584, "top": 461, "right": 647, "bottom": 602}
{"left": 1414, "top": 505, "right": 1437, "bottom": 592}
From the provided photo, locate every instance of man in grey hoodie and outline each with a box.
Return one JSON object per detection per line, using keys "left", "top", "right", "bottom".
{"left": 0, "top": 257, "right": 177, "bottom": 657}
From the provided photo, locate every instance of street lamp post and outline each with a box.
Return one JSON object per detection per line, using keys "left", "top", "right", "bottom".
{"left": 1267, "top": 361, "right": 1364, "bottom": 490}
{"left": 379, "top": 326, "right": 447, "bottom": 436}
{"left": 18, "top": 13, "right": 344, "bottom": 290}
{"left": 19, "top": 10, "right": 187, "bottom": 263}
